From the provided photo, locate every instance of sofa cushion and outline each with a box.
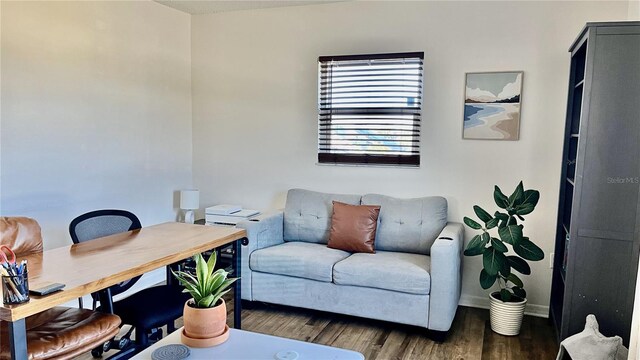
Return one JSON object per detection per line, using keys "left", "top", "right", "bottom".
{"left": 284, "top": 189, "right": 361, "bottom": 244}
{"left": 362, "top": 194, "right": 447, "bottom": 255}
{"left": 250, "top": 242, "right": 350, "bottom": 282}
{"left": 328, "top": 201, "right": 380, "bottom": 253}
{"left": 333, "top": 251, "right": 431, "bottom": 295}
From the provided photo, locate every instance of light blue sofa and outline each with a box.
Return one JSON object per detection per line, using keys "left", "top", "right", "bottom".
{"left": 237, "top": 189, "right": 464, "bottom": 335}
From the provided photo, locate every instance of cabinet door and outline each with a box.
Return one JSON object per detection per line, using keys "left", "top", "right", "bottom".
{"left": 572, "top": 29, "right": 640, "bottom": 345}
{"left": 578, "top": 31, "right": 640, "bottom": 238}
{"left": 569, "top": 235, "right": 636, "bottom": 341}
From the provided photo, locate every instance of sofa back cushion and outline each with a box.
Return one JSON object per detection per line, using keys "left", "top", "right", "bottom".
{"left": 284, "top": 189, "right": 361, "bottom": 244}
{"left": 361, "top": 194, "right": 447, "bottom": 255}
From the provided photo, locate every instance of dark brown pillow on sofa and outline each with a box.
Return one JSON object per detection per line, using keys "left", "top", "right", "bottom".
{"left": 327, "top": 201, "right": 381, "bottom": 253}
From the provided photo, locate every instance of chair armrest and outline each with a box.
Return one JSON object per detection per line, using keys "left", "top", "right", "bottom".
{"left": 235, "top": 211, "right": 284, "bottom": 300}
{"left": 428, "top": 222, "right": 464, "bottom": 331}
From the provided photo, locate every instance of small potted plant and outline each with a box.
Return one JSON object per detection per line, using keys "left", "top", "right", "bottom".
{"left": 172, "top": 251, "right": 238, "bottom": 347}
{"left": 463, "top": 181, "right": 544, "bottom": 336}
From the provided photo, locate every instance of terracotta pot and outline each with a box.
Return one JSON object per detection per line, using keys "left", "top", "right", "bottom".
{"left": 489, "top": 291, "right": 527, "bottom": 336}
{"left": 183, "top": 298, "right": 227, "bottom": 339}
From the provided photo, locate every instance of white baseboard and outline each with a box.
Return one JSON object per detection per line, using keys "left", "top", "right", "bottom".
{"left": 459, "top": 294, "right": 549, "bottom": 318}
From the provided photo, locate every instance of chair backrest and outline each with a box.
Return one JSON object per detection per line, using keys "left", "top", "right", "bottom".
{"left": 69, "top": 209, "right": 141, "bottom": 244}
{"left": 0, "top": 217, "right": 43, "bottom": 256}
{"left": 69, "top": 209, "right": 142, "bottom": 296}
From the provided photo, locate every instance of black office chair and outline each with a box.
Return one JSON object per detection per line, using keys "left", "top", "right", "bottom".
{"left": 69, "top": 209, "right": 190, "bottom": 358}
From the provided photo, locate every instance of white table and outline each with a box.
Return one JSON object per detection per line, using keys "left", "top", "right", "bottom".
{"left": 133, "top": 327, "right": 364, "bottom": 360}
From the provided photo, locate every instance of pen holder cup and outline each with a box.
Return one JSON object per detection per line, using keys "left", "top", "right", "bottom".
{"left": 2, "top": 271, "right": 29, "bottom": 305}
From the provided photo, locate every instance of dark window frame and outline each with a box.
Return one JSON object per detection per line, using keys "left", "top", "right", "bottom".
{"left": 317, "top": 52, "right": 424, "bottom": 167}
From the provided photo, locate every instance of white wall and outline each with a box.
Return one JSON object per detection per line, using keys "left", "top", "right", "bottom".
{"left": 191, "top": 1, "right": 628, "bottom": 313}
{"left": 630, "top": 0, "right": 640, "bottom": 19}
{"left": 1, "top": 1, "right": 193, "bottom": 250}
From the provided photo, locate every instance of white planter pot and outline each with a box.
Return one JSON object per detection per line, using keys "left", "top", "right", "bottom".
{"left": 489, "top": 292, "right": 527, "bottom": 336}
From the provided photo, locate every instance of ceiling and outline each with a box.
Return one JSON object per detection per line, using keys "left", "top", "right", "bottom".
{"left": 154, "top": 1, "right": 344, "bottom": 15}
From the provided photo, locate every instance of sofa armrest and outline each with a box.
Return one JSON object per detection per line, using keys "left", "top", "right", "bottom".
{"left": 428, "top": 222, "right": 464, "bottom": 331}
{"left": 237, "top": 210, "right": 284, "bottom": 251}
{"left": 236, "top": 210, "right": 284, "bottom": 300}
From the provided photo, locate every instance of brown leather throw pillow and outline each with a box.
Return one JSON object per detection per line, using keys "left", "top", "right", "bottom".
{"left": 327, "top": 201, "right": 381, "bottom": 253}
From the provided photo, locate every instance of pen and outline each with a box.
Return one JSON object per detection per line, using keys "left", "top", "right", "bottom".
{"left": 1, "top": 261, "right": 27, "bottom": 303}
{"left": 1, "top": 271, "right": 25, "bottom": 302}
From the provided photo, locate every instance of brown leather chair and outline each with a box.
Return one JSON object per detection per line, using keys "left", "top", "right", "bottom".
{"left": 0, "top": 217, "right": 121, "bottom": 360}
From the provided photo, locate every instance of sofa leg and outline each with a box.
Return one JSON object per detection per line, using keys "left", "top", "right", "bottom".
{"left": 428, "top": 329, "right": 449, "bottom": 343}
{"left": 241, "top": 300, "right": 257, "bottom": 310}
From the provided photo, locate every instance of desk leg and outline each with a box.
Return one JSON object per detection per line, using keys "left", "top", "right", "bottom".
{"left": 97, "top": 288, "right": 114, "bottom": 314}
{"left": 166, "top": 264, "right": 175, "bottom": 286}
{"left": 9, "top": 318, "right": 28, "bottom": 360}
{"left": 233, "top": 238, "right": 244, "bottom": 329}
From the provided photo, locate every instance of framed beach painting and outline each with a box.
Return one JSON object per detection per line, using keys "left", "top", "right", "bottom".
{"left": 463, "top": 71, "right": 523, "bottom": 140}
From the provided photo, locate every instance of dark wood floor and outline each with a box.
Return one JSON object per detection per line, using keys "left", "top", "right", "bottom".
{"left": 233, "top": 302, "right": 558, "bottom": 360}
{"left": 78, "top": 300, "right": 558, "bottom": 359}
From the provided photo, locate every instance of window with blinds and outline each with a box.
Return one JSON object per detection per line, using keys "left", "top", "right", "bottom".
{"left": 318, "top": 52, "right": 424, "bottom": 166}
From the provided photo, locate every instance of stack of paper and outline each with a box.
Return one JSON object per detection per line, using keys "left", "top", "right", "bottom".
{"left": 205, "top": 204, "right": 242, "bottom": 215}
{"left": 205, "top": 207, "right": 260, "bottom": 226}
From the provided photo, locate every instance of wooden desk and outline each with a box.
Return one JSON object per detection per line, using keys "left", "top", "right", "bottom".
{"left": 1, "top": 222, "right": 247, "bottom": 360}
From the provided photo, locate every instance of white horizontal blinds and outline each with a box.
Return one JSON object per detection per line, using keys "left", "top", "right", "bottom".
{"left": 318, "top": 52, "right": 424, "bottom": 166}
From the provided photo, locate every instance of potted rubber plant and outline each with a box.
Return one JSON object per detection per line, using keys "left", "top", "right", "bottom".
{"left": 463, "top": 181, "right": 544, "bottom": 336}
{"left": 172, "top": 251, "right": 237, "bottom": 346}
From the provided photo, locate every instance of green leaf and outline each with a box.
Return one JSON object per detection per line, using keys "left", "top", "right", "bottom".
{"left": 213, "top": 278, "right": 238, "bottom": 297}
{"left": 512, "top": 287, "right": 527, "bottom": 299}
{"left": 198, "top": 294, "right": 215, "bottom": 308}
{"left": 509, "top": 181, "right": 525, "bottom": 206}
{"left": 463, "top": 217, "right": 482, "bottom": 230}
{"left": 473, "top": 205, "right": 492, "bottom": 223}
{"left": 486, "top": 218, "right": 499, "bottom": 229}
{"left": 172, "top": 272, "right": 203, "bottom": 301}
{"left": 211, "top": 288, "right": 232, "bottom": 308}
{"left": 494, "top": 186, "right": 509, "bottom": 209}
{"left": 498, "top": 225, "right": 523, "bottom": 245}
{"left": 480, "top": 269, "right": 497, "bottom": 289}
{"left": 206, "top": 252, "right": 217, "bottom": 277}
{"left": 173, "top": 270, "right": 200, "bottom": 289}
{"left": 522, "top": 190, "right": 540, "bottom": 207}
{"left": 494, "top": 212, "right": 509, "bottom": 229}
{"left": 464, "top": 234, "right": 486, "bottom": 256}
{"left": 182, "top": 283, "right": 202, "bottom": 301}
{"left": 195, "top": 254, "right": 208, "bottom": 288}
{"left": 483, "top": 247, "right": 507, "bottom": 276}
{"left": 507, "top": 273, "right": 524, "bottom": 288}
{"left": 491, "top": 237, "right": 508, "bottom": 253}
{"left": 207, "top": 271, "right": 226, "bottom": 295}
{"left": 494, "top": 212, "right": 509, "bottom": 221}
{"left": 515, "top": 203, "right": 535, "bottom": 216}
{"left": 500, "top": 289, "right": 513, "bottom": 302}
{"left": 500, "top": 256, "right": 511, "bottom": 277}
{"left": 171, "top": 270, "right": 188, "bottom": 286}
{"left": 507, "top": 256, "right": 531, "bottom": 275}
{"left": 514, "top": 237, "right": 545, "bottom": 261}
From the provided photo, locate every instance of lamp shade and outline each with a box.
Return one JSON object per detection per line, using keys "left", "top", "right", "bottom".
{"left": 180, "top": 189, "right": 199, "bottom": 210}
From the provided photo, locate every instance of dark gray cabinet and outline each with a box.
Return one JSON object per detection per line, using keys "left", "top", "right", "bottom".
{"left": 550, "top": 21, "right": 640, "bottom": 346}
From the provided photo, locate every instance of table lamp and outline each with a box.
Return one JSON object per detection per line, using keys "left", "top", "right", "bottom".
{"left": 180, "top": 189, "right": 199, "bottom": 224}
